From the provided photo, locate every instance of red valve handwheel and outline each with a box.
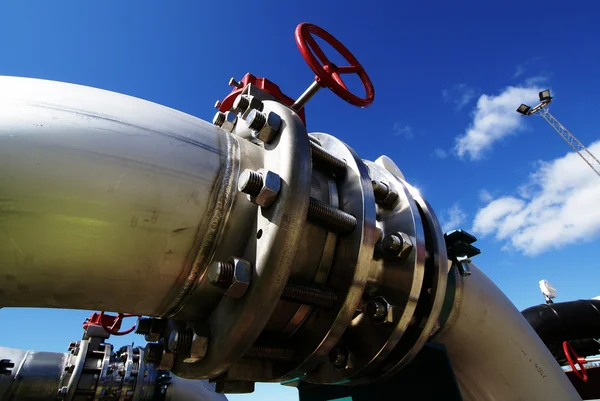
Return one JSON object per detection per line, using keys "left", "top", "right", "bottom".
{"left": 295, "top": 23, "right": 375, "bottom": 108}
{"left": 563, "top": 341, "right": 588, "bottom": 382}
{"left": 99, "top": 311, "right": 139, "bottom": 336}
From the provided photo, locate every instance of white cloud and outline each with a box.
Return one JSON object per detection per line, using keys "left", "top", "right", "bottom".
{"left": 433, "top": 148, "right": 448, "bottom": 159}
{"left": 441, "top": 204, "right": 467, "bottom": 233}
{"left": 454, "top": 85, "right": 542, "bottom": 160}
{"left": 472, "top": 141, "right": 600, "bottom": 255}
{"left": 443, "top": 83, "right": 476, "bottom": 110}
{"left": 392, "top": 122, "right": 414, "bottom": 140}
{"left": 478, "top": 189, "right": 494, "bottom": 202}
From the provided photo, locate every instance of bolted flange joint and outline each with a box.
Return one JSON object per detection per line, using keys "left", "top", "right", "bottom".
{"left": 208, "top": 257, "right": 252, "bottom": 299}
{"left": 238, "top": 169, "right": 281, "bottom": 208}
{"left": 382, "top": 231, "right": 413, "bottom": 258}
{"left": 245, "top": 110, "right": 282, "bottom": 143}
{"left": 372, "top": 180, "right": 399, "bottom": 206}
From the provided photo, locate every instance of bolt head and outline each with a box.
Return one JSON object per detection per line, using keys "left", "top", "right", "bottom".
{"left": 228, "top": 77, "right": 242, "bottom": 88}
{"left": 372, "top": 180, "right": 399, "bottom": 206}
{"left": 214, "top": 100, "right": 222, "bottom": 109}
{"left": 251, "top": 169, "right": 281, "bottom": 208}
{"left": 225, "top": 258, "right": 252, "bottom": 299}
{"left": 250, "top": 111, "right": 282, "bottom": 143}
{"left": 365, "top": 297, "right": 394, "bottom": 323}
{"left": 382, "top": 232, "right": 413, "bottom": 258}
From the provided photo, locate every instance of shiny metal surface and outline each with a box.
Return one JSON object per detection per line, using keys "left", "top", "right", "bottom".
{"left": 0, "top": 76, "right": 232, "bottom": 316}
{"left": 291, "top": 81, "right": 322, "bottom": 112}
{"left": 375, "top": 181, "right": 448, "bottom": 379}
{"left": 285, "top": 133, "right": 377, "bottom": 383}
{"left": 435, "top": 264, "right": 581, "bottom": 401}
{"left": 174, "top": 101, "right": 312, "bottom": 379}
{"left": 309, "top": 162, "right": 425, "bottom": 383}
{"left": 0, "top": 347, "right": 68, "bottom": 400}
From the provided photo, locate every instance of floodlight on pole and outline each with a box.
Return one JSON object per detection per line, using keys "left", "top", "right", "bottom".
{"left": 516, "top": 89, "right": 600, "bottom": 178}
{"left": 516, "top": 104, "right": 531, "bottom": 115}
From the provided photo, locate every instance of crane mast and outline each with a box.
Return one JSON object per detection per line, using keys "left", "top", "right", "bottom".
{"left": 538, "top": 107, "right": 600, "bottom": 177}
{"left": 517, "top": 89, "right": 600, "bottom": 177}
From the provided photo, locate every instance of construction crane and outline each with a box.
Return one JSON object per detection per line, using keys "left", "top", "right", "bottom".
{"left": 517, "top": 89, "right": 600, "bottom": 177}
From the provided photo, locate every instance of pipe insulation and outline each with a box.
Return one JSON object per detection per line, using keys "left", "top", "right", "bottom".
{"left": 522, "top": 300, "right": 600, "bottom": 363}
{"left": 0, "top": 76, "right": 242, "bottom": 316}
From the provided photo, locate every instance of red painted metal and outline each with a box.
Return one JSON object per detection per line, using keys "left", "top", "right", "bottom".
{"left": 563, "top": 341, "right": 588, "bottom": 382}
{"left": 295, "top": 22, "right": 375, "bottom": 108}
{"left": 218, "top": 73, "right": 306, "bottom": 124}
{"left": 84, "top": 312, "right": 139, "bottom": 336}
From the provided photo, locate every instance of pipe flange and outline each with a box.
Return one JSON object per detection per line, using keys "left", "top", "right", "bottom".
{"left": 279, "top": 133, "right": 376, "bottom": 383}
{"left": 368, "top": 181, "right": 449, "bottom": 381}
{"left": 173, "top": 101, "right": 312, "bottom": 379}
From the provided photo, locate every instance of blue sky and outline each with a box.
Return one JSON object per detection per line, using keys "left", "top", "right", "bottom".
{"left": 1, "top": 1, "right": 599, "bottom": 400}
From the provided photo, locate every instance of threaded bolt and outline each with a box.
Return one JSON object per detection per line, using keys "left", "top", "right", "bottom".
{"left": 213, "top": 111, "right": 226, "bottom": 127}
{"left": 366, "top": 300, "right": 387, "bottom": 320}
{"left": 233, "top": 95, "right": 250, "bottom": 115}
{"left": 307, "top": 197, "right": 357, "bottom": 234}
{"left": 245, "top": 109, "right": 267, "bottom": 131}
{"left": 135, "top": 318, "right": 152, "bottom": 335}
{"left": 372, "top": 180, "right": 390, "bottom": 201}
{"left": 310, "top": 143, "right": 347, "bottom": 178}
{"left": 281, "top": 282, "right": 337, "bottom": 309}
{"left": 208, "top": 261, "right": 235, "bottom": 288}
{"left": 238, "top": 169, "right": 263, "bottom": 197}
{"left": 168, "top": 330, "right": 193, "bottom": 354}
{"left": 244, "top": 346, "right": 294, "bottom": 361}
{"left": 144, "top": 343, "right": 163, "bottom": 365}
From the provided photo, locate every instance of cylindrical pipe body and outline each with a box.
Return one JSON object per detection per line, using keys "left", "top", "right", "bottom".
{"left": 434, "top": 265, "right": 581, "bottom": 401}
{"left": 0, "top": 76, "right": 235, "bottom": 316}
{"left": 522, "top": 300, "right": 600, "bottom": 362}
{"left": 0, "top": 346, "right": 227, "bottom": 401}
{"left": 0, "top": 347, "right": 68, "bottom": 400}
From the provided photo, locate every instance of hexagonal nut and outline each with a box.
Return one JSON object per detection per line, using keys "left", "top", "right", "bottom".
{"left": 158, "top": 351, "right": 175, "bottom": 371}
{"left": 183, "top": 333, "right": 209, "bottom": 363}
{"left": 365, "top": 297, "right": 394, "bottom": 324}
{"left": 382, "top": 232, "right": 413, "bottom": 258}
{"left": 221, "top": 111, "right": 237, "bottom": 133}
{"left": 250, "top": 169, "right": 281, "bottom": 208}
{"left": 251, "top": 111, "right": 281, "bottom": 143}
{"left": 225, "top": 257, "right": 252, "bottom": 299}
{"left": 372, "top": 180, "right": 399, "bottom": 206}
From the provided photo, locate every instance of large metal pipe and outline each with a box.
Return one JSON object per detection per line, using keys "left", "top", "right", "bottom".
{"left": 434, "top": 265, "right": 581, "bottom": 401}
{"left": 0, "top": 346, "right": 226, "bottom": 401}
{"left": 522, "top": 300, "right": 600, "bottom": 363}
{"left": 0, "top": 76, "right": 239, "bottom": 316}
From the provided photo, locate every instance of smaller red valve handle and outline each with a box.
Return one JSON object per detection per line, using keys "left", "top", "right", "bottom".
{"left": 295, "top": 22, "right": 374, "bottom": 108}
{"left": 99, "top": 311, "right": 139, "bottom": 336}
{"left": 563, "top": 341, "right": 588, "bottom": 382}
